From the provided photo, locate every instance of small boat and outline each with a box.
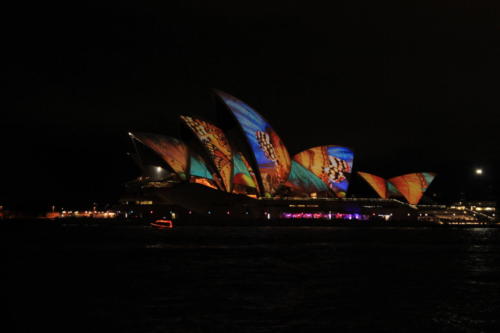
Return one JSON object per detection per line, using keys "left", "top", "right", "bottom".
{"left": 150, "top": 219, "right": 174, "bottom": 229}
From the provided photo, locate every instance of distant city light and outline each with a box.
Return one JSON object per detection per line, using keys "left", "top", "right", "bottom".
{"left": 156, "top": 166, "right": 162, "bottom": 172}
{"left": 475, "top": 168, "right": 483, "bottom": 175}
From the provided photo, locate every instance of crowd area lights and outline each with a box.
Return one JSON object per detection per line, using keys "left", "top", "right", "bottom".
{"left": 281, "top": 212, "right": 370, "bottom": 221}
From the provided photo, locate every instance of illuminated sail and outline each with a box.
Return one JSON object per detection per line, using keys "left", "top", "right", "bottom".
{"left": 286, "top": 160, "right": 329, "bottom": 194}
{"left": 189, "top": 153, "right": 220, "bottom": 190}
{"left": 388, "top": 172, "right": 436, "bottom": 205}
{"left": 214, "top": 90, "right": 291, "bottom": 196}
{"left": 387, "top": 181, "right": 402, "bottom": 198}
{"left": 357, "top": 171, "right": 388, "bottom": 199}
{"left": 131, "top": 132, "right": 189, "bottom": 180}
{"left": 294, "top": 146, "right": 354, "bottom": 197}
{"left": 180, "top": 115, "right": 233, "bottom": 192}
{"left": 232, "top": 152, "right": 257, "bottom": 189}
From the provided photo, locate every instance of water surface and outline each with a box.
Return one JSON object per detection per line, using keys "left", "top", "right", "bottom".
{"left": 3, "top": 225, "right": 500, "bottom": 332}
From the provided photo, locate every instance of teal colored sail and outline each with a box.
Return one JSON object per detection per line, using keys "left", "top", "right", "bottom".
{"left": 286, "top": 160, "right": 329, "bottom": 193}
{"left": 233, "top": 153, "right": 251, "bottom": 178}
{"left": 387, "top": 181, "right": 401, "bottom": 197}
{"left": 190, "top": 154, "right": 213, "bottom": 180}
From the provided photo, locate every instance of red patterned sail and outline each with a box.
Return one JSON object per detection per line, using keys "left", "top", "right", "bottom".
{"left": 294, "top": 146, "right": 354, "bottom": 197}
{"left": 131, "top": 132, "right": 189, "bottom": 181}
{"left": 180, "top": 115, "right": 233, "bottom": 192}
{"left": 357, "top": 171, "right": 388, "bottom": 199}
{"left": 388, "top": 173, "right": 436, "bottom": 205}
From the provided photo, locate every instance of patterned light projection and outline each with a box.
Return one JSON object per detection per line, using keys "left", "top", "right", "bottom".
{"left": 286, "top": 161, "right": 329, "bottom": 194}
{"left": 189, "top": 153, "right": 221, "bottom": 190}
{"left": 358, "top": 171, "right": 436, "bottom": 205}
{"left": 129, "top": 91, "right": 437, "bottom": 204}
{"left": 214, "top": 90, "right": 291, "bottom": 196}
{"left": 386, "top": 181, "right": 402, "bottom": 198}
{"left": 232, "top": 152, "right": 257, "bottom": 189}
{"left": 388, "top": 172, "right": 436, "bottom": 205}
{"left": 131, "top": 132, "right": 189, "bottom": 180}
{"left": 180, "top": 115, "right": 233, "bottom": 192}
{"left": 357, "top": 172, "right": 388, "bottom": 199}
{"left": 293, "top": 146, "right": 354, "bottom": 197}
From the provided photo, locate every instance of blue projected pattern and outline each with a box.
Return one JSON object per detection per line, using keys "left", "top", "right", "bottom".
{"left": 326, "top": 146, "right": 354, "bottom": 194}
{"left": 294, "top": 145, "right": 354, "bottom": 197}
{"left": 286, "top": 161, "right": 329, "bottom": 194}
{"left": 215, "top": 90, "right": 291, "bottom": 196}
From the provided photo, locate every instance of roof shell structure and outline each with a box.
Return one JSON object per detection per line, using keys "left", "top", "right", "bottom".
{"left": 214, "top": 90, "right": 291, "bottom": 197}
{"left": 127, "top": 91, "right": 438, "bottom": 203}
{"left": 180, "top": 115, "right": 233, "bottom": 192}
{"left": 130, "top": 132, "right": 189, "bottom": 181}
{"left": 189, "top": 152, "right": 221, "bottom": 190}
{"left": 286, "top": 160, "right": 329, "bottom": 194}
{"left": 388, "top": 172, "right": 436, "bottom": 205}
{"left": 358, "top": 171, "right": 436, "bottom": 205}
{"left": 357, "top": 171, "right": 388, "bottom": 199}
{"left": 232, "top": 152, "right": 258, "bottom": 189}
{"left": 293, "top": 145, "right": 354, "bottom": 197}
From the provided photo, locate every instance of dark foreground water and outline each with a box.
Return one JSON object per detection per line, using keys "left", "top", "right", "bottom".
{"left": 3, "top": 224, "right": 500, "bottom": 332}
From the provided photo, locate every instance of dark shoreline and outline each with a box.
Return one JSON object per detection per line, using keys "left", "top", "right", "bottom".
{"left": 1, "top": 217, "right": 498, "bottom": 228}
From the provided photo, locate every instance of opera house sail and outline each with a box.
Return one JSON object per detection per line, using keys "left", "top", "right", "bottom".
{"left": 388, "top": 173, "right": 436, "bottom": 205}
{"left": 293, "top": 145, "right": 354, "bottom": 198}
{"left": 232, "top": 152, "right": 259, "bottom": 196}
{"left": 125, "top": 89, "right": 439, "bottom": 219}
{"left": 180, "top": 115, "right": 233, "bottom": 192}
{"left": 358, "top": 171, "right": 436, "bottom": 205}
{"left": 129, "top": 132, "right": 189, "bottom": 181}
{"left": 214, "top": 90, "right": 291, "bottom": 197}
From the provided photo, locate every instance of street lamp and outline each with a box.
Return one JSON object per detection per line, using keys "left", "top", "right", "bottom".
{"left": 475, "top": 168, "right": 483, "bottom": 175}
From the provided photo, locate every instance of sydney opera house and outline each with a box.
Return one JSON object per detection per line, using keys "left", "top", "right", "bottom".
{"left": 123, "top": 90, "right": 441, "bottom": 223}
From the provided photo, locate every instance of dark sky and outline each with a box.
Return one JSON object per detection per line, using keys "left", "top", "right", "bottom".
{"left": 3, "top": 1, "right": 498, "bottom": 209}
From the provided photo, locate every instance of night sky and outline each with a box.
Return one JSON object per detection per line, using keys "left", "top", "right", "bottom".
{"left": 3, "top": 1, "right": 498, "bottom": 210}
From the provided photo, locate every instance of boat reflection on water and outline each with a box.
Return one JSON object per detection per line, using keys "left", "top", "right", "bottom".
{"left": 150, "top": 219, "right": 174, "bottom": 229}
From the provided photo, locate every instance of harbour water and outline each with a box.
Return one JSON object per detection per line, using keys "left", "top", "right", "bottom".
{"left": 3, "top": 223, "right": 500, "bottom": 332}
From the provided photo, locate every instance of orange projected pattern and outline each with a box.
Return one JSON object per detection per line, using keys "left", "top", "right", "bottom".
{"left": 293, "top": 146, "right": 325, "bottom": 178}
{"left": 191, "top": 177, "right": 219, "bottom": 190}
{"left": 232, "top": 152, "right": 260, "bottom": 197}
{"left": 358, "top": 171, "right": 436, "bottom": 205}
{"left": 215, "top": 90, "right": 291, "bottom": 196}
{"left": 256, "top": 129, "right": 291, "bottom": 193}
{"left": 293, "top": 146, "right": 353, "bottom": 197}
{"left": 233, "top": 173, "right": 255, "bottom": 188}
{"left": 132, "top": 133, "right": 189, "bottom": 180}
{"left": 180, "top": 116, "right": 233, "bottom": 192}
{"left": 189, "top": 153, "right": 224, "bottom": 190}
{"left": 240, "top": 154, "right": 258, "bottom": 191}
{"left": 232, "top": 152, "right": 258, "bottom": 188}
{"left": 357, "top": 172, "right": 388, "bottom": 199}
{"left": 388, "top": 173, "right": 436, "bottom": 205}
